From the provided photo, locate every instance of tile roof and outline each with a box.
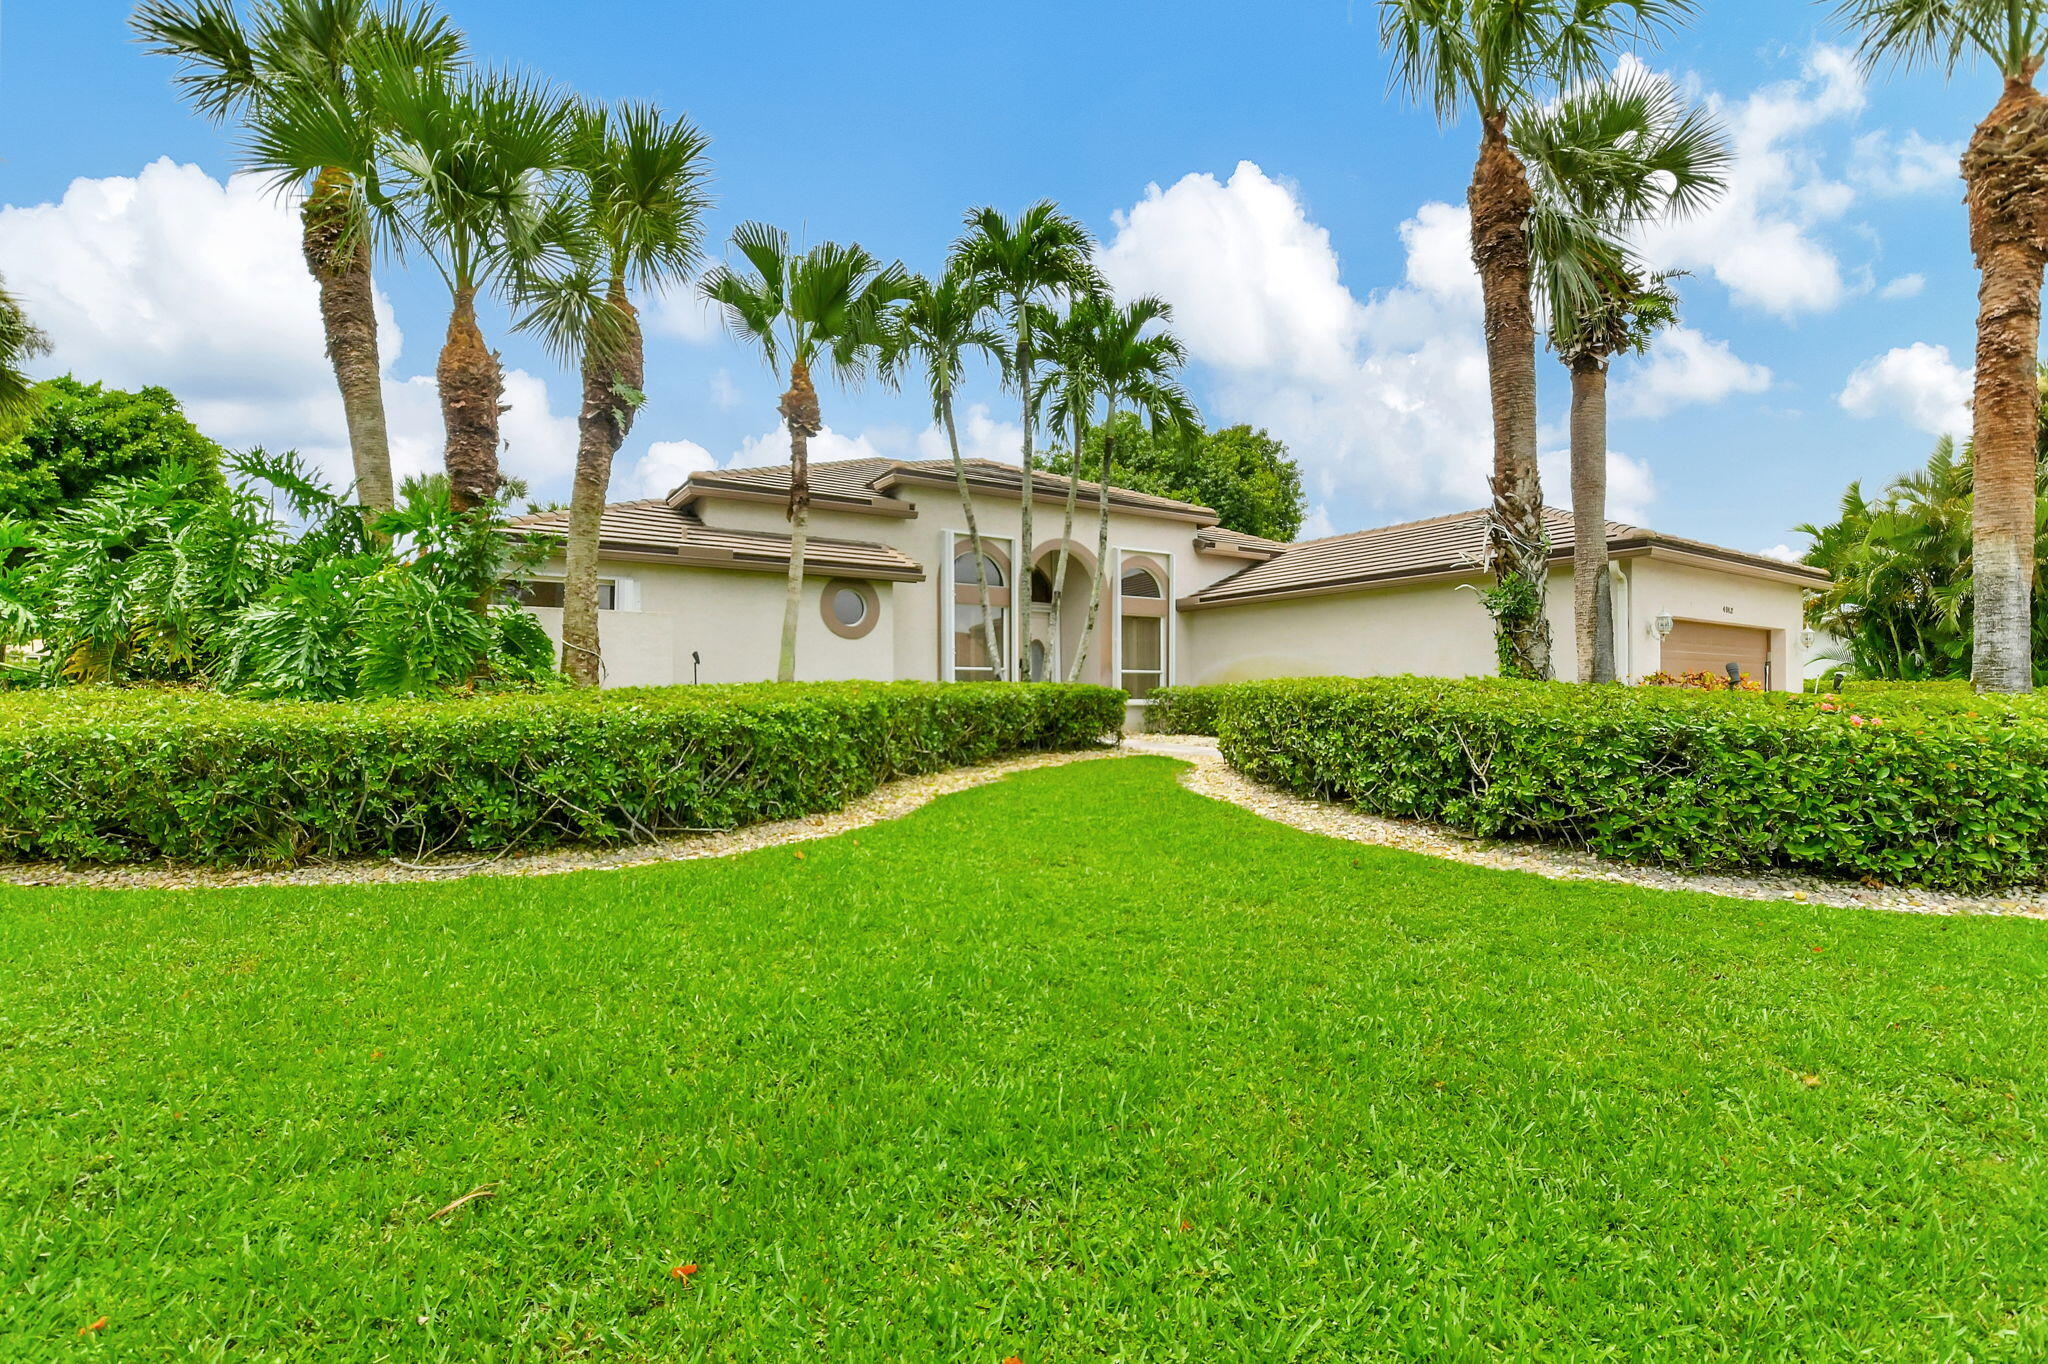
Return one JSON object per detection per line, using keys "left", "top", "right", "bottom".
{"left": 1185, "top": 506, "right": 1825, "bottom": 607}
{"left": 1194, "top": 526, "right": 1287, "bottom": 560}
{"left": 669, "top": 456, "right": 1217, "bottom": 521}
{"left": 506, "top": 499, "right": 924, "bottom": 580}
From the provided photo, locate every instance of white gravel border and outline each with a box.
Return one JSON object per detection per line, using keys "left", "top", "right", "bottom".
{"left": 1129, "top": 735, "right": 2048, "bottom": 920}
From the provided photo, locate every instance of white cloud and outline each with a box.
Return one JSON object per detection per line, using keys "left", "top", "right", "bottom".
{"left": 912, "top": 402, "right": 1023, "bottom": 466}
{"left": 1850, "top": 129, "right": 1960, "bottom": 197}
{"left": 1539, "top": 448, "right": 1658, "bottom": 526}
{"left": 1298, "top": 504, "right": 1337, "bottom": 540}
{"left": 0, "top": 159, "right": 582, "bottom": 500}
{"left": 708, "top": 368, "right": 742, "bottom": 410}
{"left": 1098, "top": 162, "right": 1499, "bottom": 514}
{"left": 621, "top": 438, "right": 718, "bottom": 500}
{"left": 1636, "top": 48, "right": 1867, "bottom": 317}
{"left": 1879, "top": 273, "right": 1927, "bottom": 300}
{"left": 648, "top": 281, "right": 722, "bottom": 343}
{"left": 729, "top": 422, "right": 891, "bottom": 469}
{"left": 1614, "top": 326, "right": 1772, "bottom": 417}
{"left": 1762, "top": 543, "right": 1802, "bottom": 563}
{"left": 1838, "top": 341, "right": 1972, "bottom": 437}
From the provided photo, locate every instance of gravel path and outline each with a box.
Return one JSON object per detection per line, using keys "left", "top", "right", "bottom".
{"left": 1127, "top": 735, "right": 2048, "bottom": 920}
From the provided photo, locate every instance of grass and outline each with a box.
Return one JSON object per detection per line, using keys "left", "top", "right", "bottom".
{"left": 4, "top": 755, "right": 2047, "bottom": 1361}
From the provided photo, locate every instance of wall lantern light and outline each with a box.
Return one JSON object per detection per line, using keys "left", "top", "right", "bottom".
{"left": 1653, "top": 612, "right": 1674, "bottom": 638}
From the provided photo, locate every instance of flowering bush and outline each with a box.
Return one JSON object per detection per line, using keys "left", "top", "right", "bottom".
{"left": 1207, "top": 676, "right": 2048, "bottom": 891}
{"left": 1642, "top": 668, "right": 1763, "bottom": 692}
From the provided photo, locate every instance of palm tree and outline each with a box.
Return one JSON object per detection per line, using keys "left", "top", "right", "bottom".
{"left": 1835, "top": 1, "right": 2048, "bottom": 693}
{"left": 1379, "top": 0, "right": 1689, "bottom": 680}
{"left": 374, "top": 65, "right": 572, "bottom": 512}
{"left": 954, "top": 203, "right": 1100, "bottom": 678}
{"left": 1060, "top": 294, "right": 1197, "bottom": 682}
{"left": 1515, "top": 71, "right": 1728, "bottom": 682}
{"left": 133, "top": 0, "right": 464, "bottom": 518}
{"left": 700, "top": 225, "right": 910, "bottom": 682}
{"left": 516, "top": 101, "right": 710, "bottom": 687}
{"left": 1031, "top": 296, "right": 1103, "bottom": 672}
{"left": 0, "top": 273, "right": 51, "bottom": 431}
{"left": 883, "top": 267, "right": 1009, "bottom": 675}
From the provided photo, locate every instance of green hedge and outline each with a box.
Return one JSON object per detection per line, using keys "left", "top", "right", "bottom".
{"left": 1144, "top": 683, "right": 1251, "bottom": 736}
{"left": 1215, "top": 676, "right": 2048, "bottom": 892}
{"left": 0, "top": 682, "right": 1125, "bottom": 866}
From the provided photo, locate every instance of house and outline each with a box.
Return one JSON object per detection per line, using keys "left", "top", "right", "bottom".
{"left": 506, "top": 457, "right": 1826, "bottom": 708}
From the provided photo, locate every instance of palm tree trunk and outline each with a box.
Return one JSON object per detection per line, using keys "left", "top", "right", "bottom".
{"left": 562, "top": 289, "right": 644, "bottom": 688}
{"left": 1471, "top": 114, "right": 1553, "bottom": 681}
{"left": 777, "top": 358, "right": 822, "bottom": 684}
{"left": 1964, "top": 67, "right": 2048, "bottom": 693}
{"left": 1015, "top": 334, "right": 1034, "bottom": 682}
{"left": 1569, "top": 355, "right": 1616, "bottom": 684}
{"left": 940, "top": 392, "right": 1002, "bottom": 675}
{"left": 1069, "top": 408, "right": 1116, "bottom": 682}
{"left": 439, "top": 283, "right": 505, "bottom": 514}
{"left": 1047, "top": 406, "right": 1086, "bottom": 679}
{"left": 302, "top": 167, "right": 394, "bottom": 521}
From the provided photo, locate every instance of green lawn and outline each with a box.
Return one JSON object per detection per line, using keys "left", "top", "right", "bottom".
{"left": 4, "top": 756, "right": 2047, "bottom": 1361}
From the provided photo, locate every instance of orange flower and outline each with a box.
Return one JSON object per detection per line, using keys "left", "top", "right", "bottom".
{"left": 671, "top": 1263, "right": 699, "bottom": 1280}
{"left": 80, "top": 1317, "right": 107, "bottom": 1335}
{"left": 1004, "top": 1357, "right": 1023, "bottom": 1363}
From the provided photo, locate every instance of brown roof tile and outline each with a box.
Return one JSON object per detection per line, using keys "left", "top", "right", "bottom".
{"left": 506, "top": 500, "right": 924, "bottom": 580}
{"left": 1186, "top": 506, "right": 1823, "bottom": 607}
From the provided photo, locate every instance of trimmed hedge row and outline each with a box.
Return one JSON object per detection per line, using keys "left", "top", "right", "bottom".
{"left": 1145, "top": 683, "right": 1250, "bottom": 736}
{"left": 0, "top": 682, "right": 1125, "bottom": 866}
{"left": 1213, "top": 676, "right": 2048, "bottom": 892}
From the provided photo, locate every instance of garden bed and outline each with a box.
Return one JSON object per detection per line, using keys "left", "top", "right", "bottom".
{"left": 1176, "top": 676, "right": 2048, "bottom": 892}
{"left": 0, "top": 682, "right": 1124, "bottom": 865}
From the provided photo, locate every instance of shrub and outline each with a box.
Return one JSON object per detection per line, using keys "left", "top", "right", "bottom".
{"left": 0, "top": 681, "right": 1125, "bottom": 866}
{"left": 1641, "top": 668, "right": 1762, "bottom": 692}
{"left": 1214, "top": 676, "right": 2048, "bottom": 892}
{"left": 1145, "top": 683, "right": 1251, "bottom": 735}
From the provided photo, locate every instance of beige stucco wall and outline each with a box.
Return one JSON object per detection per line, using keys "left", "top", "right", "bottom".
{"left": 1180, "top": 576, "right": 1504, "bottom": 684}
{"left": 1619, "top": 554, "right": 1811, "bottom": 691}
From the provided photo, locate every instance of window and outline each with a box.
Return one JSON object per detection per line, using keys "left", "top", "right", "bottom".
{"left": 1031, "top": 568, "right": 1054, "bottom": 604}
{"left": 1117, "top": 554, "right": 1169, "bottom": 699}
{"left": 948, "top": 537, "right": 1013, "bottom": 680}
{"left": 821, "top": 579, "right": 880, "bottom": 639}
{"left": 504, "top": 579, "right": 615, "bottom": 610}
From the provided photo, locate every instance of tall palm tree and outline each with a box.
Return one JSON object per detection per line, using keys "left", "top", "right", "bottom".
{"left": 1031, "top": 295, "right": 1104, "bottom": 669}
{"left": 700, "top": 225, "right": 910, "bottom": 682}
{"left": 133, "top": 0, "right": 464, "bottom": 518}
{"left": 954, "top": 203, "right": 1100, "bottom": 678}
{"left": 883, "top": 267, "right": 1009, "bottom": 675}
{"left": 1515, "top": 70, "right": 1728, "bottom": 682}
{"left": 516, "top": 101, "right": 710, "bottom": 687}
{"left": 1059, "top": 295, "right": 1197, "bottom": 682}
{"left": 1379, "top": 0, "right": 1689, "bottom": 680}
{"left": 1835, "top": 1, "right": 2048, "bottom": 693}
{"left": 0, "top": 274, "right": 51, "bottom": 432}
{"left": 374, "top": 65, "right": 572, "bottom": 511}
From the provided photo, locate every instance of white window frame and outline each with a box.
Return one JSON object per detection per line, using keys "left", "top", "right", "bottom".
{"left": 1110, "top": 547, "right": 1176, "bottom": 703}
{"left": 939, "top": 528, "right": 1018, "bottom": 681}
{"left": 508, "top": 575, "right": 631, "bottom": 611}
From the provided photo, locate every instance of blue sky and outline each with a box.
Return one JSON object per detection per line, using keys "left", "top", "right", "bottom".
{"left": 0, "top": 0, "right": 2006, "bottom": 555}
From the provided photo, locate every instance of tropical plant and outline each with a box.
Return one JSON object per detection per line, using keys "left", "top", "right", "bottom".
{"left": 700, "top": 224, "right": 911, "bottom": 682}
{"left": 1378, "top": 0, "right": 1690, "bottom": 680}
{"left": 0, "top": 273, "right": 50, "bottom": 434}
{"left": 517, "top": 100, "right": 709, "bottom": 686}
{"left": 1026, "top": 295, "right": 1101, "bottom": 677}
{"left": 1514, "top": 69, "right": 1728, "bottom": 683}
{"left": 882, "top": 266, "right": 1009, "bottom": 674}
{"left": 133, "top": 0, "right": 465, "bottom": 518}
{"left": 1046, "top": 414, "right": 1307, "bottom": 543}
{"left": 0, "top": 376, "right": 228, "bottom": 519}
{"left": 1046, "top": 294, "right": 1196, "bottom": 682}
{"left": 954, "top": 204, "right": 1101, "bottom": 678}
{"left": 0, "top": 452, "right": 552, "bottom": 695}
{"left": 1834, "top": 0, "right": 2048, "bottom": 692}
{"left": 374, "top": 62, "right": 572, "bottom": 511}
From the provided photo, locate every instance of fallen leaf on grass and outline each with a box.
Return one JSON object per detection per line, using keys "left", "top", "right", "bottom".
{"left": 671, "top": 1263, "right": 699, "bottom": 1281}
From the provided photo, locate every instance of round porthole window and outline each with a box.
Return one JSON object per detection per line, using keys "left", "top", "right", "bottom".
{"left": 821, "top": 579, "right": 879, "bottom": 639}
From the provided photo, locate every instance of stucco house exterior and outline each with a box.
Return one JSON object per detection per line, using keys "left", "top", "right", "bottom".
{"left": 507, "top": 456, "right": 1826, "bottom": 707}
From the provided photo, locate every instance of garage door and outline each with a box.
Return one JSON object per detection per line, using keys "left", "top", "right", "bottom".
{"left": 1662, "top": 620, "right": 1771, "bottom": 688}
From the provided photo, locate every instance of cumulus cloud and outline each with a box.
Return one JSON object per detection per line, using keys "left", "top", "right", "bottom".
{"left": 1098, "top": 162, "right": 1497, "bottom": 514}
{"left": 912, "top": 402, "right": 1023, "bottom": 466}
{"left": 729, "top": 422, "right": 893, "bottom": 469}
{"left": 0, "top": 159, "right": 580, "bottom": 497}
{"left": 1636, "top": 48, "right": 1867, "bottom": 317}
{"left": 1762, "top": 543, "right": 1803, "bottom": 563}
{"left": 620, "top": 438, "right": 718, "bottom": 500}
{"left": 1850, "top": 129, "right": 1961, "bottom": 197}
{"left": 1613, "top": 326, "right": 1773, "bottom": 418}
{"left": 647, "top": 280, "right": 722, "bottom": 343}
{"left": 1879, "top": 273, "right": 1927, "bottom": 300}
{"left": 1539, "top": 448, "right": 1659, "bottom": 526}
{"left": 1838, "top": 341, "right": 1972, "bottom": 437}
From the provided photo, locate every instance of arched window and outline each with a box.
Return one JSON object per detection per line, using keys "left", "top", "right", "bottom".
{"left": 1117, "top": 556, "right": 1169, "bottom": 700}
{"left": 952, "top": 549, "right": 1006, "bottom": 589}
